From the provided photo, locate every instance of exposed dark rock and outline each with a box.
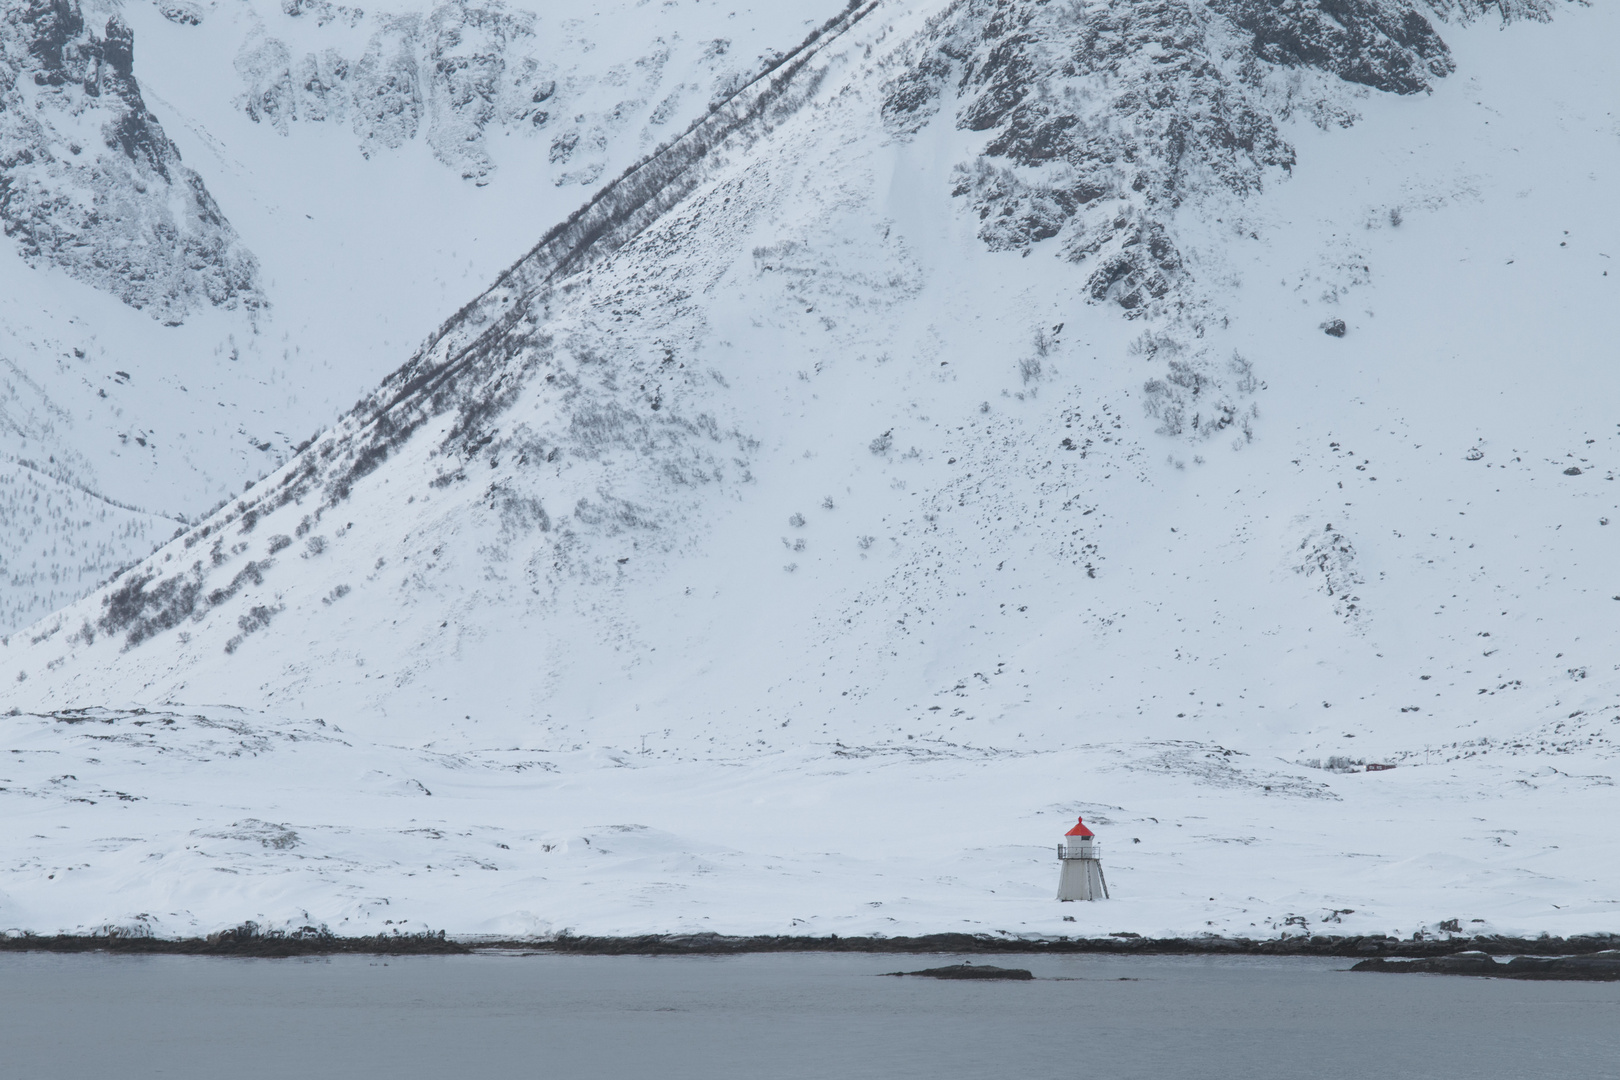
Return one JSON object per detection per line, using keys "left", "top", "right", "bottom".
{"left": 879, "top": 52, "right": 950, "bottom": 135}
{"left": 1428, "top": 0, "right": 1561, "bottom": 25}
{"left": 1352, "top": 952, "right": 1502, "bottom": 975}
{"left": 1354, "top": 951, "right": 1620, "bottom": 980}
{"left": 157, "top": 3, "right": 204, "bottom": 27}
{"left": 1086, "top": 221, "right": 1184, "bottom": 311}
{"left": 233, "top": 0, "right": 576, "bottom": 182}
{"left": 900, "top": 0, "right": 1294, "bottom": 309}
{"left": 1211, "top": 0, "right": 1453, "bottom": 95}
{"left": 887, "top": 0, "right": 1476, "bottom": 316}
{"left": 1323, "top": 318, "right": 1348, "bottom": 337}
{"left": 1503, "top": 952, "right": 1620, "bottom": 980}
{"left": 1293, "top": 521, "right": 1364, "bottom": 622}
{"left": 0, "top": 0, "right": 261, "bottom": 321}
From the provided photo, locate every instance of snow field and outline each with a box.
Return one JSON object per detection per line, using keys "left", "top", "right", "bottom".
{"left": 1, "top": 707, "right": 1613, "bottom": 941}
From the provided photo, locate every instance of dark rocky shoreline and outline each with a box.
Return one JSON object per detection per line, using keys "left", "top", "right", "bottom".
{"left": 4, "top": 929, "right": 1619, "bottom": 960}
{"left": 0, "top": 925, "right": 469, "bottom": 958}
{"left": 1354, "top": 952, "right": 1620, "bottom": 981}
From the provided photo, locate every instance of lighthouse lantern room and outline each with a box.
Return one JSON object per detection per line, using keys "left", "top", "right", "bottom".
{"left": 1056, "top": 815, "right": 1109, "bottom": 902}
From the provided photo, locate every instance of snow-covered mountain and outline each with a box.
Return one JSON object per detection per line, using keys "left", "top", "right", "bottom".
{"left": 0, "top": 0, "right": 840, "bottom": 631}
{"left": 2, "top": 0, "right": 1618, "bottom": 941}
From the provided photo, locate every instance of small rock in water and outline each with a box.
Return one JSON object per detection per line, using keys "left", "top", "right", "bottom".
{"left": 885, "top": 963, "right": 1034, "bottom": 981}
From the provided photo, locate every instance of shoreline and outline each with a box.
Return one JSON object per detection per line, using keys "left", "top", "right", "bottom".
{"left": 3, "top": 930, "right": 1617, "bottom": 960}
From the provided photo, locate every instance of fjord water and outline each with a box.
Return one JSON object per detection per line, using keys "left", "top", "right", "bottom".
{"left": 2, "top": 953, "right": 1616, "bottom": 1079}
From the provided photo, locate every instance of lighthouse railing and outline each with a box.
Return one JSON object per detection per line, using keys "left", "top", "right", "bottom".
{"left": 1058, "top": 842, "right": 1102, "bottom": 860}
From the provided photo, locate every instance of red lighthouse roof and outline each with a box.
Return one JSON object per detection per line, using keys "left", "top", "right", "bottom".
{"left": 1065, "top": 816, "right": 1095, "bottom": 838}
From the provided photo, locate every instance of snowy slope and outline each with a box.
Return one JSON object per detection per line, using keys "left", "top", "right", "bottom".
{"left": 0, "top": 0, "right": 844, "bottom": 632}
{"left": 2, "top": 0, "right": 1618, "bottom": 939}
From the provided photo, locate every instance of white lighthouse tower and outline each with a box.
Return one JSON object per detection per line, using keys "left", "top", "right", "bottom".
{"left": 1056, "top": 816, "right": 1109, "bottom": 901}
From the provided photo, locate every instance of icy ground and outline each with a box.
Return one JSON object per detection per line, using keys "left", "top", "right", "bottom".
{"left": 2, "top": 0, "right": 1618, "bottom": 939}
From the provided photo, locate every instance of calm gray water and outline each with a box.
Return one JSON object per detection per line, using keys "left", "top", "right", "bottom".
{"left": 1, "top": 951, "right": 1616, "bottom": 1079}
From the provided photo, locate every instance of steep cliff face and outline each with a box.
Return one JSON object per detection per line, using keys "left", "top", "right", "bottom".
{"left": 233, "top": 0, "right": 554, "bottom": 182}
{"left": 887, "top": 0, "right": 1293, "bottom": 308}
{"left": 229, "top": 0, "right": 795, "bottom": 186}
{"left": 1212, "top": 0, "right": 1454, "bottom": 95}
{"left": 0, "top": 0, "right": 261, "bottom": 323}
{"left": 887, "top": 0, "right": 1530, "bottom": 317}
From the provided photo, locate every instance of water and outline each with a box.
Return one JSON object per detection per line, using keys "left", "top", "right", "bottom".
{"left": 1, "top": 951, "right": 1616, "bottom": 1079}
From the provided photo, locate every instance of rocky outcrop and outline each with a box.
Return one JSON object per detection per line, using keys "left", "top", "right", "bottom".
{"left": 0, "top": 0, "right": 262, "bottom": 323}
{"left": 887, "top": 0, "right": 1294, "bottom": 310}
{"left": 1428, "top": 0, "right": 1562, "bottom": 23}
{"left": 876, "top": 0, "right": 1570, "bottom": 443}
{"left": 887, "top": 963, "right": 1035, "bottom": 979}
{"left": 1293, "top": 520, "right": 1365, "bottom": 623}
{"left": 1354, "top": 951, "right": 1620, "bottom": 980}
{"left": 884, "top": 0, "right": 1505, "bottom": 316}
{"left": 234, "top": 0, "right": 559, "bottom": 183}
{"left": 1211, "top": 0, "right": 1453, "bottom": 95}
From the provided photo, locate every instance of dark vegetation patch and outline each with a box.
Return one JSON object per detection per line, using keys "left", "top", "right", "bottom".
{"left": 97, "top": 556, "right": 276, "bottom": 649}
{"left": 488, "top": 483, "right": 551, "bottom": 533}
{"left": 97, "top": 563, "right": 205, "bottom": 648}
{"left": 224, "top": 602, "right": 283, "bottom": 654}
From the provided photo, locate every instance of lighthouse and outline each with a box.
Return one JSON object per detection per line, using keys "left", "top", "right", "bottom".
{"left": 1056, "top": 816, "right": 1109, "bottom": 901}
